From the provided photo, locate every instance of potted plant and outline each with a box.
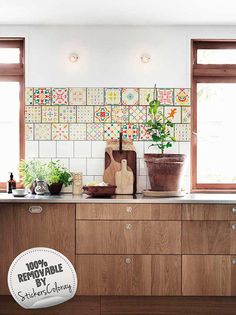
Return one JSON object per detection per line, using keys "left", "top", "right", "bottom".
{"left": 19, "top": 159, "right": 47, "bottom": 194}
{"left": 46, "top": 160, "right": 72, "bottom": 195}
{"left": 144, "top": 85, "right": 187, "bottom": 191}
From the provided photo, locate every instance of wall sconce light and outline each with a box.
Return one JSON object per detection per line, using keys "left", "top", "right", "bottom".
{"left": 69, "top": 53, "right": 79, "bottom": 63}
{"left": 140, "top": 54, "right": 151, "bottom": 63}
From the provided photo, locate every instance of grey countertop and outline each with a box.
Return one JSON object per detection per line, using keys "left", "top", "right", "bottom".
{"left": 1, "top": 193, "right": 236, "bottom": 204}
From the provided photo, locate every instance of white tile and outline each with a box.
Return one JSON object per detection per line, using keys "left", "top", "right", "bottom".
{"left": 146, "top": 176, "right": 151, "bottom": 190}
{"left": 39, "top": 141, "right": 56, "bottom": 158}
{"left": 26, "top": 141, "right": 38, "bottom": 158}
{"left": 52, "top": 158, "right": 69, "bottom": 169}
{"left": 137, "top": 175, "right": 147, "bottom": 193}
{"left": 144, "top": 142, "right": 161, "bottom": 154}
{"left": 91, "top": 141, "right": 106, "bottom": 158}
{"left": 38, "top": 158, "right": 51, "bottom": 164}
{"left": 74, "top": 141, "right": 92, "bottom": 158}
{"left": 139, "top": 158, "right": 148, "bottom": 176}
{"left": 179, "top": 142, "right": 191, "bottom": 156}
{"left": 83, "top": 176, "right": 95, "bottom": 185}
{"left": 165, "top": 142, "right": 179, "bottom": 154}
{"left": 94, "top": 176, "right": 103, "bottom": 183}
{"left": 133, "top": 141, "right": 144, "bottom": 158}
{"left": 57, "top": 141, "right": 73, "bottom": 158}
{"left": 87, "top": 158, "right": 104, "bottom": 176}
{"left": 69, "top": 158, "right": 87, "bottom": 174}
{"left": 61, "top": 184, "right": 72, "bottom": 193}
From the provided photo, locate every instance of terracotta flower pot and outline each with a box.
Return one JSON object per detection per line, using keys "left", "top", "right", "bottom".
{"left": 144, "top": 154, "right": 187, "bottom": 191}
{"left": 47, "top": 182, "right": 63, "bottom": 195}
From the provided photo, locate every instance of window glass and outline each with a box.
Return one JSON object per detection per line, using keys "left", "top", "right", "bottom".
{"left": 0, "top": 48, "right": 20, "bottom": 63}
{"left": 197, "top": 49, "right": 236, "bottom": 64}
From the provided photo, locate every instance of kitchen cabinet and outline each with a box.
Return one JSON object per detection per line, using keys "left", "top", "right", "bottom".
{"left": 182, "top": 255, "right": 236, "bottom": 296}
{"left": 76, "top": 255, "right": 181, "bottom": 296}
{"left": 182, "top": 221, "right": 236, "bottom": 254}
{"left": 76, "top": 220, "right": 181, "bottom": 254}
{"left": 0, "top": 203, "right": 75, "bottom": 295}
{"left": 182, "top": 204, "right": 236, "bottom": 220}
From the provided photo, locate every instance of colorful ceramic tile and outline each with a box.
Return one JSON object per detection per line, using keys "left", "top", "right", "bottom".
{"left": 35, "top": 124, "right": 52, "bottom": 140}
{"left": 69, "top": 88, "right": 86, "bottom": 105}
{"left": 33, "top": 88, "right": 51, "bottom": 105}
{"left": 77, "top": 106, "right": 93, "bottom": 123}
{"left": 69, "top": 124, "right": 87, "bottom": 140}
{"left": 139, "top": 124, "right": 152, "bottom": 140}
{"left": 122, "top": 88, "right": 139, "bottom": 106}
{"left": 87, "top": 123, "right": 104, "bottom": 140}
{"left": 94, "top": 106, "right": 111, "bottom": 123}
{"left": 104, "top": 123, "right": 121, "bottom": 140}
{"left": 52, "top": 124, "right": 69, "bottom": 140}
{"left": 122, "top": 123, "right": 139, "bottom": 140}
{"left": 25, "top": 124, "right": 33, "bottom": 140}
{"left": 105, "top": 88, "right": 121, "bottom": 105}
{"left": 129, "top": 106, "right": 146, "bottom": 123}
{"left": 111, "top": 105, "right": 128, "bottom": 123}
{"left": 59, "top": 106, "right": 77, "bottom": 123}
{"left": 174, "top": 88, "right": 191, "bottom": 106}
{"left": 42, "top": 106, "right": 58, "bottom": 123}
{"left": 146, "top": 106, "right": 164, "bottom": 122}
{"left": 174, "top": 124, "right": 191, "bottom": 141}
{"left": 157, "top": 88, "right": 173, "bottom": 105}
{"left": 87, "top": 88, "right": 104, "bottom": 105}
{"left": 182, "top": 107, "right": 191, "bottom": 123}
{"left": 52, "top": 88, "right": 68, "bottom": 105}
{"left": 25, "top": 106, "right": 41, "bottom": 123}
{"left": 139, "top": 88, "right": 155, "bottom": 105}
{"left": 164, "top": 106, "right": 181, "bottom": 123}
{"left": 25, "top": 88, "right": 34, "bottom": 105}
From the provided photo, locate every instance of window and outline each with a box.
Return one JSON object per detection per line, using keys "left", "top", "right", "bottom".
{"left": 0, "top": 39, "right": 24, "bottom": 188}
{"left": 192, "top": 40, "right": 236, "bottom": 191}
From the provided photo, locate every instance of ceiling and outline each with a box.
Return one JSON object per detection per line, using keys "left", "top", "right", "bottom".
{"left": 0, "top": 0, "right": 236, "bottom": 25}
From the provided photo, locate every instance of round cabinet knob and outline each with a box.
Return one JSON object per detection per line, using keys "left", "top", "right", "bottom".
{"left": 126, "top": 207, "right": 132, "bottom": 213}
{"left": 232, "top": 208, "right": 236, "bottom": 214}
{"left": 232, "top": 259, "right": 236, "bottom": 265}
{"left": 125, "top": 223, "right": 132, "bottom": 230}
{"left": 125, "top": 257, "right": 132, "bottom": 264}
{"left": 232, "top": 224, "right": 236, "bottom": 231}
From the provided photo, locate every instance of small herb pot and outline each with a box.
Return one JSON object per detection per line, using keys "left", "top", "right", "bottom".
{"left": 47, "top": 182, "right": 63, "bottom": 195}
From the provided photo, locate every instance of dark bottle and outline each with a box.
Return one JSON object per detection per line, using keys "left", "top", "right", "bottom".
{"left": 7, "top": 173, "right": 16, "bottom": 193}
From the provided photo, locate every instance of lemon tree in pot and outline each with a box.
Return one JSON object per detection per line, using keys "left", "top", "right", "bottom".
{"left": 144, "top": 85, "right": 187, "bottom": 191}
{"left": 46, "top": 160, "right": 72, "bottom": 195}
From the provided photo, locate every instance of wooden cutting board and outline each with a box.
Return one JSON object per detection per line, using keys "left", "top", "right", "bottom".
{"left": 103, "top": 147, "right": 121, "bottom": 185}
{"left": 115, "top": 159, "right": 134, "bottom": 194}
{"left": 104, "top": 149, "right": 137, "bottom": 194}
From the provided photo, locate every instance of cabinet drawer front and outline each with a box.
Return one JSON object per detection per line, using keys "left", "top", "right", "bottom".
{"left": 182, "top": 204, "right": 236, "bottom": 220}
{"left": 182, "top": 221, "right": 236, "bottom": 254}
{"left": 76, "top": 204, "right": 181, "bottom": 220}
{"left": 182, "top": 255, "right": 236, "bottom": 296}
{"left": 76, "top": 221, "right": 181, "bottom": 254}
{"left": 76, "top": 255, "right": 181, "bottom": 296}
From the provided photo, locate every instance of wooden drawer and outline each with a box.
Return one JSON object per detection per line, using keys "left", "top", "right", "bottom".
{"left": 76, "top": 255, "right": 181, "bottom": 296}
{"left": 182, "top": 255, "right": 236, "bottom": 296}
{"left": 182, "top": 204, "right": 236, "bottom": 220}
{"left": 76, "top": 203, "right": 181, "bottom": 220}
{"left": 182, "top": 221, "right": 236, "bottom": 254}
{"left": 76, "top": 220, "right": 181, "bottom": 254}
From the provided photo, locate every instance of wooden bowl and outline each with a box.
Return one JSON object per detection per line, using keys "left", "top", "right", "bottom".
{"left": 83, "top": 185, "right": 116, "bottom": 197}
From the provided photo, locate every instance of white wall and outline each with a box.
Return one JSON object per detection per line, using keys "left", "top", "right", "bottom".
{"left": 0, "top": 25, "right": 236, "bottom": 87}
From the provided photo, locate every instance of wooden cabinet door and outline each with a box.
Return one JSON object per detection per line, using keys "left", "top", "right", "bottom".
{"left": 0, "top": 203, "right": 75, "bottom": 295}
{"left": 182, "top": 204, "right": 236, "bottom": 220}
{"left": 182, "top": 255, "right": 236, "bottom": 296}
{"left": 76, "top": 204, "right": 181, "bottom": 220}
{"left": 76, "top": 221, "right": 181, "bottom": 254}
{"left": 76, "top": 255, "right": 181, "bottom": 296}
{"left": 182, "top": 221, "right": 236, "bottom": 254}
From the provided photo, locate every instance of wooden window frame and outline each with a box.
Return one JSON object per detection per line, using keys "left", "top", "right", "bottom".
{"left": 0, "top": 38, "right": 25, "bottom": 190}
{"left": 191, "top": 39, "right": 236, "bottom": 192}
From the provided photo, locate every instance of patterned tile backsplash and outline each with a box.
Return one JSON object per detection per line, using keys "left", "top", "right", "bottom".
{"left": 25, "top": 87, "right": 191, "bottom": 192}
{"left": 25, "top": 87, "right": 191, "bottom": 142}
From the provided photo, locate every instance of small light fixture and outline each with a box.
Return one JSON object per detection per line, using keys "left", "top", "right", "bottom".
{"left": 140, "top": 53, "right": 151, "bottom": 63}
{"left": 69, "top": 53, "right": 79, "bottom": 63}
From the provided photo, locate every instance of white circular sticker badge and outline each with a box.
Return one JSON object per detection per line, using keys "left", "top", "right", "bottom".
{"left": 8, "top": 247, "right": 77, "bottom": 309}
